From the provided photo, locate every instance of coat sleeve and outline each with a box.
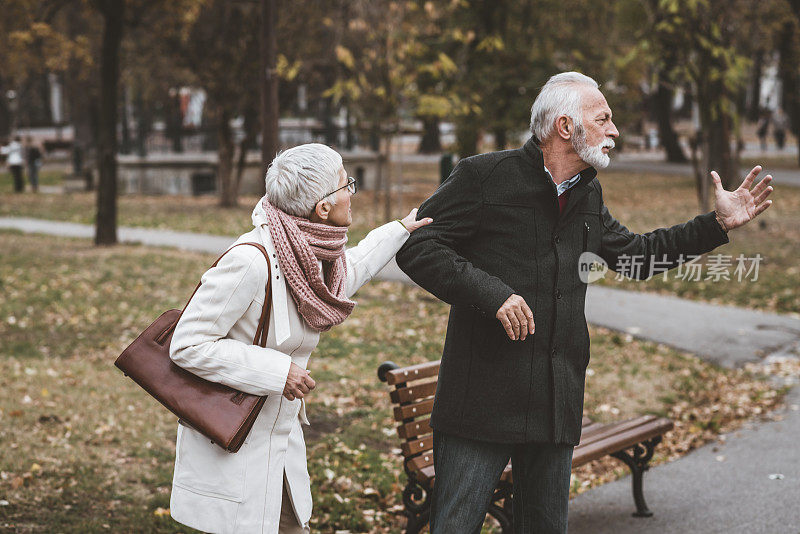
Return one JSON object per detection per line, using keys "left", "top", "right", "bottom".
{"left": 395, "top": 159, "right": 515, "bottom": 314}
{"left": 345, "top": 220, "right": 410, "bottom": 298}
{"left": 597, "top": 182, "right": 730, "bottom": 280}
{"left": 169, "top": 246, "right": 291, "bottom": 396}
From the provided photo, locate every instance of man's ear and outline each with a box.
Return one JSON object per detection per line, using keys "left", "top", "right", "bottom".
{"left": 556, "top": 116, "right": 573, "bottom": 141}
{"left": 313, "top": 200, "right": 331, "bottom": 222}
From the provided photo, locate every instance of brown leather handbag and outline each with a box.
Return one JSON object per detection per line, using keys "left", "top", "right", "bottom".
{"left": 115, "top": 242, "right": 274, "bottom": 453}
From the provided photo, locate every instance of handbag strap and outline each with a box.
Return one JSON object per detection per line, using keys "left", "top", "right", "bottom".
{"left": 170, "top": 242, "right": 273, "bottom": 348}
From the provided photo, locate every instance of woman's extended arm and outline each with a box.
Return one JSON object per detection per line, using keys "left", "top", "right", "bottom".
{"left": 344, "top": 209, "right": 432, "bottom": 298}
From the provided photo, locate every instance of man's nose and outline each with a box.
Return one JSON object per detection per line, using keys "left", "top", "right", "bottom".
{"left": 607, "top": 121, "right": 619, "bottom": 139}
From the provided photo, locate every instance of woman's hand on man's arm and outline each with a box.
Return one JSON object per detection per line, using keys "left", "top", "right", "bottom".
{"left": 399, "top": 208, "right": 433, "bottom": 233}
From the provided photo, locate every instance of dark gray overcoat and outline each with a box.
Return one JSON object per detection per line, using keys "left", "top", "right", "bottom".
{"left": 395, "top": 138, "right": 730, "bottom": 445}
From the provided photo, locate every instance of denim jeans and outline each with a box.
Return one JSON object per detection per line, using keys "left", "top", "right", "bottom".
{"left": 430, "top": 430, "right": 574, "bottom": 534}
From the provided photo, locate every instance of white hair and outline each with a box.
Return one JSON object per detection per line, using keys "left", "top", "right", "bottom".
{"left": 264, "top": 143, "right": 343, "bottom": 217}
{"left": 529, "top": 71, "right": 599, "bottom": 142}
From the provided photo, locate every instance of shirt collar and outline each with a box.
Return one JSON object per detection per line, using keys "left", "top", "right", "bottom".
{"left": 544, "top": 166, "right": 582, "bottom": 196}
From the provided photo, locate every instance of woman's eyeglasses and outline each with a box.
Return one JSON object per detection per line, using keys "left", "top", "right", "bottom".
{"left": 320, "top": 177, "right": 357, "bottom": 201}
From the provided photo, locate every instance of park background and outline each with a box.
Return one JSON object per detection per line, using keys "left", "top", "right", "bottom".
{"left": 1, "top": 0, "right": 800, "bottom": 532}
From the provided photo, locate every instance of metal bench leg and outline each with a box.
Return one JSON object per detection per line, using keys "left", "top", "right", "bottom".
{"left": 610, "top": 436, "right": 662, "bottom": 518}
{"left": 402, "top": 478, "right": 431, "bottom": 534}
{"left": 487, "top": 480, "right": 514, "bottom": 533}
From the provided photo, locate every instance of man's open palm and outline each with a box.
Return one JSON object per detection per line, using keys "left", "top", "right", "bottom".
{"left": 712, "top": 165, "right": 774, "bottom": 231}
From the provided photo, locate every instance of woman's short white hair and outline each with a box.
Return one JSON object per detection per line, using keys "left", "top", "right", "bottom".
{"left": 264, "top": 143, "right": 343, "bottom": 217}
{"left": 529, "top": 72, "right": 599, "bottom": 142}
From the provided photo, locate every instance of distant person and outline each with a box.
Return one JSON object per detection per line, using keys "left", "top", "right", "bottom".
{"left": 25, "top": 137, "right": 43, "bottom": 193}
{"left": 773, "top": 109, "right": 788, "bottom": 151}
{"left": 1, "top": 136, "right": 25, "bottom": 192}
{"left": 756, "top": 109, "right": 771, "bottom": 152}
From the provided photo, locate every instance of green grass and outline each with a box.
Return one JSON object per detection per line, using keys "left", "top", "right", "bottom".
{"left": 2, "top": 162, "right": 798, "bottom": 314}
{"left": 0, "top": 231, "right": 786, "bottom": 532}
{"left": 0, "top": 170, "right": 64, "bottom": 193}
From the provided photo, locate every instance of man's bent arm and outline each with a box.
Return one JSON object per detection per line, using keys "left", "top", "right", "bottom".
{"left": 597, "top": 182, "right": 730, "bottom": 279}
{"left": 396, "top": 159, "right": 515, "bottom": 314}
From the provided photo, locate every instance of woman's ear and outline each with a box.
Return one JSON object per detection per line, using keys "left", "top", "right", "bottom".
{"left": 311, "top": 200, "right": 331, "bottom": 223}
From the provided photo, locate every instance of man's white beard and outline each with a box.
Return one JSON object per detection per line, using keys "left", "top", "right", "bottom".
{"left": 573, "top": 129, "right": 614, "bottom": 169}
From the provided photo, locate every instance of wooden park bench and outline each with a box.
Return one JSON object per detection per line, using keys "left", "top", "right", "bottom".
{"left": 378, "top": 360, "right": 674, "bottom": 533}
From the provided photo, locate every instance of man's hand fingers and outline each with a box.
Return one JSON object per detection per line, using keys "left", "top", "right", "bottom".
{"left": 513, "top": 308, "right": 529, "bottom": 340}
{"left": 710, "top": 171, "right": 725, "bottom": 193}
{"left": 753, "top": 199, "right": 773, "bottom": 217}
{"left": 509, "top": 312, "right": 521, "bottom": 340}
{"left": 753, "top": 185, "right": 774, "bottom": 205}
{"left": 499, "top": 314, "right": 515, "bottom": 340}
{"left": 284, "top": 392, "right": 295, "bottom": 401}
{"left": 751, "top": 175, "right": 772, "bottom": 195}
{"left": 292, "top": 389, "right": 305, "bottom": 400}
{"left": 742, "top": 165, "right": 761, "bottom": 189}
{"left": 297, "top": 382, "right": 310, "bottom": 394}
{"left": 520, "top": 301, "right": 535, "bottom": 334}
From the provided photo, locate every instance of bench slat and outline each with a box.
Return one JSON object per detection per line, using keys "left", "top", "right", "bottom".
{"left": 390, "top": 380, "right": 437, "bottom": 404}
{"left": 578, "top": 415, "right": 658, "bottom": 446}
{"left": 573, "top": 418, "right": 673, "bottom": 467}
{"left": 393, "top": 398, "right": 434, "bottom": 421}
{"left": 407, "top": 451, "right": 435, "bottom": 472}
{"left": 397, "top": 418, "right": 432, "bottom": 439}
{"left": 401, "top": 435, "right": 433, "bottom": 457}
{"left": 386, "top": 361, "right": 440, "bottom": 385}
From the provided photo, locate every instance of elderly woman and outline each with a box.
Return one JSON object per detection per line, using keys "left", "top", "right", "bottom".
{"left": 168, "top": 143, "right": 431, "bottom": 533}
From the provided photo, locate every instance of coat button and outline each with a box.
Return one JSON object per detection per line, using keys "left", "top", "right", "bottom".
{"left": 554, "top": 236, "right": 561, "bottom": 244}
{"left": 551, "top": 347, "right": 557, "bottom": 356}
{"left": 556, "top": 289, "right": 562, "bottom": 299}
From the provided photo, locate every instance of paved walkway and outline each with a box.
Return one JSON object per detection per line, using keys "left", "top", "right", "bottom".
{"left": 2, "top": 216, "right": 799, "bottom": 532}
{"left": 608, "top": 154, "right": 800, "bottom": 188}
{"left": 569, "top": 386, "right": 800, "bottom": 534}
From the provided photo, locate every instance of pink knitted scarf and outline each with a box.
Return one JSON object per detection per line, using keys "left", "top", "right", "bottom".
{"left": 261, "top": 197, "right": 355, "bottom": 331}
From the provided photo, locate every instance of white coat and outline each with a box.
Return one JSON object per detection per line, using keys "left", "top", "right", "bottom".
{"left": 1, "top": 141, "right": 23, "bottom": 166}
{"left": 168, "top": 200, "right": 409, "bottom": 534}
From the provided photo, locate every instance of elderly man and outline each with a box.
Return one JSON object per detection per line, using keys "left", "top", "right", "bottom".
{"left": 396, "top": 71, "right": 774, "bottom": 533}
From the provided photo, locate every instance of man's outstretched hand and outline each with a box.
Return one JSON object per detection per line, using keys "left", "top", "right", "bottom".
{"left": 712, "top": 165, "right": 774, "bottom": 232}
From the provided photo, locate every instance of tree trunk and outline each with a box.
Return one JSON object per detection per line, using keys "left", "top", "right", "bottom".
{"left": 217, "top": 109, "right": 238, "bottom": 208}
{"left": 455, "top": 115, "right": 480, "bottom": 158}
{"left": 120, "top": 84, "right": 131, "bottom": 154}
{"left": 166, "top": 89, "right": 183, "bottom": 153}
{"left": 135, "top": 91, "right": 149, "bottom": 157}
{"left": 0, "top": 77, "right": 10, "bottom": 137}
{"left": 417, "top": 117, "right": 441, "bottom": 153}
{"left": 696, "top": 88, "right": 735, "bottom": 212}
{"left": 235, "top": 107, "right": 258, "bottom": 194}
{"left": 260, "top": 0, "right": 278, "bottom": 196}
{"left": 653, "top": 81, "right": 687, "bottom": 163}
{"left": 778, "top": 15, "right": 800, "bottom": 166}
{"left": 494, "top": 128, "right": 507, "bottom": 151}
{"left": 747, "top": 49, "right": 763, "bottom": 122}
{"left": 94, "top": 1, "right": 124, "bottom": 246}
